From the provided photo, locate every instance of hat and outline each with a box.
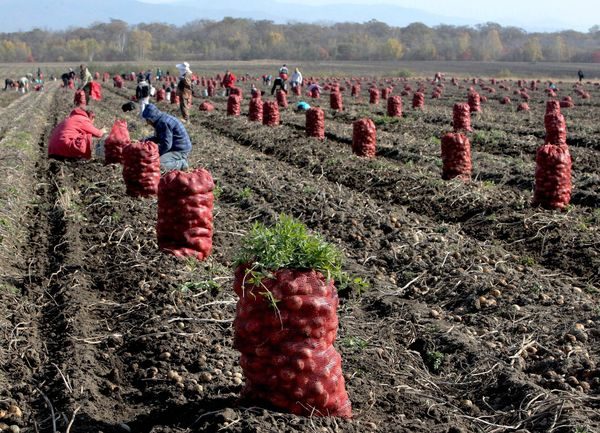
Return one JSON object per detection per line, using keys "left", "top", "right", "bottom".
{"left": 176, "top": 62, "right": 192, "bottom": 78}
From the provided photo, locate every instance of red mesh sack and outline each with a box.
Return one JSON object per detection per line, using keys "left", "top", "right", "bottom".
{"left": 309, "top": 88, "right": 320, "bottom": 99}
{"left": 102, "top": 72, "right": 110, "bottom": 82}
{"left": 199, "top": 101, "right": 215, "bottom": 112}
{"left": 533, "top": 144, "right": 572, "bottom": 209}
{"left": 500, "top": 96, "right": 511, "bottom": 105}
{"left": 157, "top": 169, "right": 214, "bottom": 260}
{"left": 207, "top": 85, "right": 215, "bottom": 97}
{"left": 467, "top": 91, "right": 481, "bottom": 112}
{"left": 352, "top": 118, "right": 376, "bottom": 158}
{"left": 431, "top": 89, "right": 442, "bottom": 99}
{"left": 74, "top": 90, "right": 86, "bottom": 106}
{"left": 292, "top": 85, "right": 301, "bottom": 96}
{"left": 441, "top": 133, "right": 472, "bottom": 181}
{"left": 351, "top": 84, "right": 360, "bottom": 97}
{"left": 156, "top": 88, "right": 166, "bottom": 102}
{"left": 544, "top": 101, "right": 566, "bottom": 146}
{"left": 248, "top": 97, "right": 263, "bottom": 122}
{"left": 452, "top": 103, "right": 472, "bottom": 132}
{"left": 520, "top": 91, "right": 530, "bottom": 101}
{"left": 330, "top": 92, "right": 343, "bottom": 111}
{"left": 230, "top": 87, "right": 242, "bottom": 98}
{"left": 122, "top": 141, "right": 161, "bottom": 197}
{"left": 386, "top": 96, "right": 402, "bottom": 117}
{"left": 233, "top": 266, "right": 352, "bottom": 418}
{"left": 559, "top": 97, "right": 574, "bottom": 108}
{"left": 306, "top": 107, "right": 325, "bottom": 140}
{"left": 104, "top": 119, "right": 130, "bottom": 165}
{"left": 412, "top": 92, "right": 425, "bottom": 109}
{"left": 368, "top": 87, "right": 380, "bottom": 104}
{"left": 381, "top": 87, "right": 391, "bottom": 100}
{"left": 113, "top": 76, "right": 123, "bottom": 88}
{"left": 263, "top": 101, "right": 280, "bottom": 126}
{"left": 227, "top": 95, "right": 241, "bottom": 116}
{"left": 67, "top": 79, "right": 75, "bottom": 89}
{"left": 171, "top": 94, "right": 180, "bottom": 105}
{"left": 517, "top": 102, "right": 530, "bottom": 112}
{"left": 276, "top": 90, "right": 288, "bottom": 108}
{"left": 89, "top": 82, "right": 102, "bottom": 101}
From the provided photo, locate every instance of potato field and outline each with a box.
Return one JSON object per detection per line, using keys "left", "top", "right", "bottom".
{"left": 0, "top": 61, "right": 599, "bottom": 433}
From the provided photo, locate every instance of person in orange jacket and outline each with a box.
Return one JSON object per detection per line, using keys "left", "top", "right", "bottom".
{"left": 221, "top": 70, "right": 237, "bottom": 96}
{"left": 48, "top": 108, "right": 107, "bottom": 159}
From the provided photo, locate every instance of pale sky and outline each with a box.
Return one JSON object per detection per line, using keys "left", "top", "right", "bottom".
{"left": 140, "top": 0, "right": 600, "bottom": 32}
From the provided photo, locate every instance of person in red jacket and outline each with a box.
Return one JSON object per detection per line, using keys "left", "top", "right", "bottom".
{"left": 48, "top": 108, "right": 107, "bottom": 160}
{"left": 221, "top": 70, "right": 236, "bottom": 96}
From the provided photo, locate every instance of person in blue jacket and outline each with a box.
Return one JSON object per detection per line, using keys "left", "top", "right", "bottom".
{"left": 142, "top": 104, "right": 191, "bottom": 171}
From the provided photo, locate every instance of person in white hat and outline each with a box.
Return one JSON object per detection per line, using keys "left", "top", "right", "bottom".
{"left": 176, "top": 62, "right": 193, "bottom": 122}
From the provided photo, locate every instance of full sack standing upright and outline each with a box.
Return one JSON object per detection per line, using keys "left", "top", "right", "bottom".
{"left": 157, "top": 169, "right": 214, "bottom": 260}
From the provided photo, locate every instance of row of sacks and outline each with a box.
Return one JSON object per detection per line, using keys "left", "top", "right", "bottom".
{"left": 49, "top": 112, "right": 352, "bottom": 419}
{"left": 102, "top": 125, "right": 353, "bottom": 417}
{"left": 104, "top": 122, "right": 215, "bottom": 261}
{"left": 49, "top": 113, "right": 215, "bottom": 261}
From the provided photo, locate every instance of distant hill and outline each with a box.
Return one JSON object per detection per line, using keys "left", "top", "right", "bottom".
{"left": 1, "top": 0, "right": 477, "bottom": 32}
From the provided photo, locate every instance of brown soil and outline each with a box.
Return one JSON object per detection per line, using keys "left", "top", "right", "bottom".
{"left": 0, "top": 72, "right": 598, "bottom": 433}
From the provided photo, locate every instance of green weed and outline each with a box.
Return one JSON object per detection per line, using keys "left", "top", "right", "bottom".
{"left": 178, "top": 280, "right": 220, "bottom": 293}
{"left": 213, "top": 183, "right": 223, "bottom": 200}
{"left": 235, "top": 214, "right": 344, "bottom": 283}
{"left": 340, "top": 336, "right": 369, "bottom": 352}
{"left": 0, "top": 283, "right": 19, "bottom": 295}
{"left": 338, "top": 274, "right": 371, "bottom": 296}
{"left": 4, "top": 131, "right": 33, "bottom": 152}
{"left": 426, "top": 351, "right": 444, "bottom": 372}
{"left": 372, "top": 115, "right": 402, "bottom": 126}
{"left": 520, "top": 256, "right": 536, "bottom": 267}
{"left": 430, "top": 136, "right": 441, "bottom": 146}
{"left": 237, "top": 187, "right": 253, "bottom": 200}
{"left": 472, "top": 130, "right": 506, "bottom": 146}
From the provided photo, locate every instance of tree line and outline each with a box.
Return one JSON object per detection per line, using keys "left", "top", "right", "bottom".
{"left": 1, "top": 19, "right": 599, "bottom": 63}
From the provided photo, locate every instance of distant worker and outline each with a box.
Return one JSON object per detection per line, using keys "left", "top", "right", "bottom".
{"left": 271, "top": 76, "right": 287, "bottom": 95}
{"left": 295, "top": 101, "right": 310, "bottom": 112}
{"left": 290, "top": 68, "right": 303, "bottom": 91}
{"left": 578, "top": 70, "right": 584, "bottom": 83}
{"left": 221, "top": 70, "right": 237, "bottom": 96}
{"left": 176, "top": 62, "right": 193, "bottom": 122}
{"left": 279, "top": 64, "right": 289, "bottom": 80}
{"left": 262, "top": 74, "right": 272, "bottom": 86}
{"left": 142, "top": 104, "right": 192, "bottom": 171}
{"left": 79, "top": 64, "right": 93, "bottom": 102}
{"left": 4, "top": 78, "right": 14, "bottom": 91}
{"left": 17, "top": 76, "right": 29, "bottom": 94}
{"left": 135, "top": 74, "right": 151, "bottom": 118}
{"left": 48, "top": 108, "right": 107, "bottom": 160}
{"left": 61, "top": 68, "right": 75, "bottom": 88}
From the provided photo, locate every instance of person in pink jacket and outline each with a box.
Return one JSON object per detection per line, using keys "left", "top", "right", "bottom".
{"left": 48, "top": 108, "right": 106, "bottom": 159}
